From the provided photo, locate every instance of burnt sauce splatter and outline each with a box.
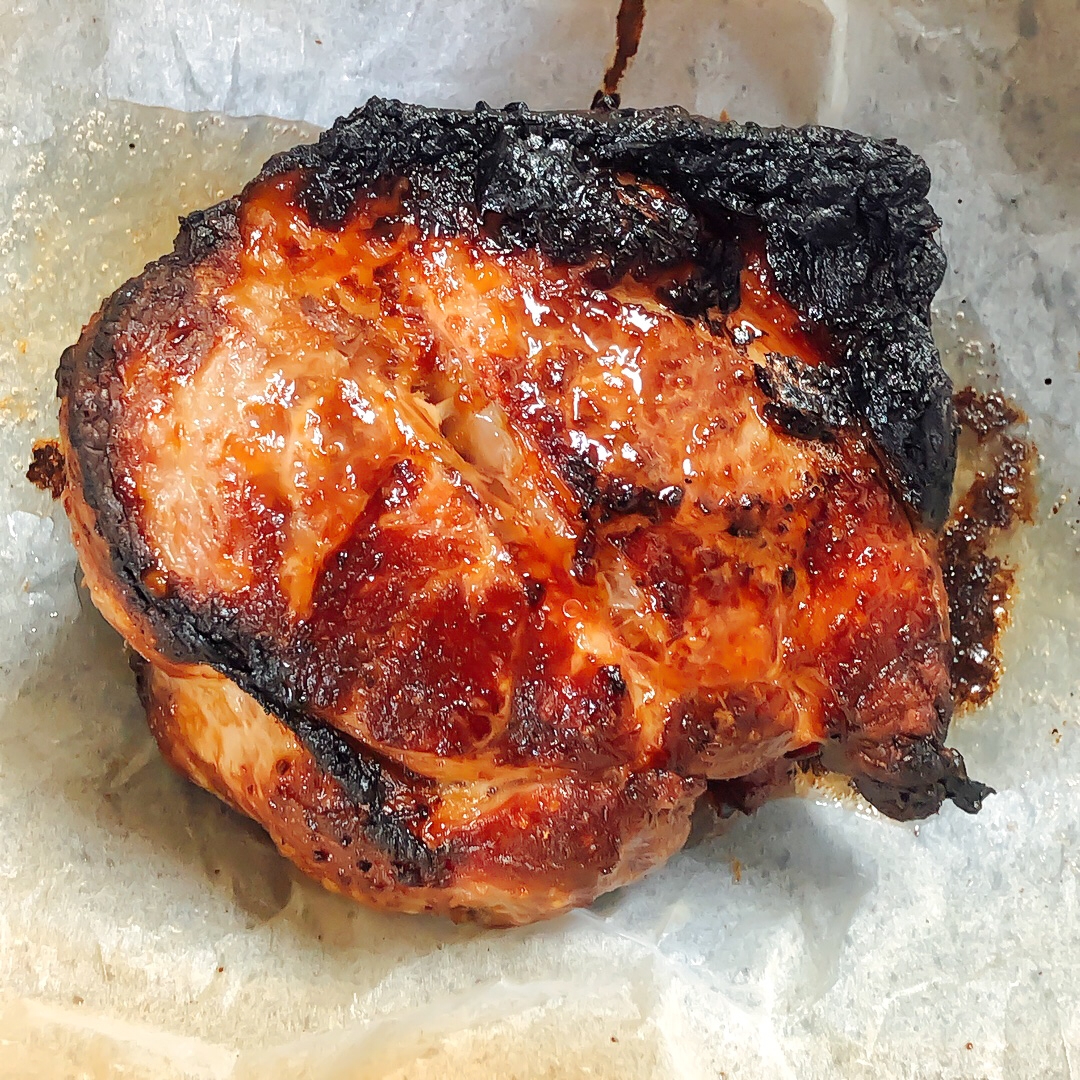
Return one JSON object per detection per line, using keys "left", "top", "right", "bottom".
{"left": 944, "top": 388, "right": 1036, "bottom": 711}
{"left": 26, "top": 439, "right": 66, "bottom": 499}
{"left": 599, "top": 0, "right": 646, "bottom": 101}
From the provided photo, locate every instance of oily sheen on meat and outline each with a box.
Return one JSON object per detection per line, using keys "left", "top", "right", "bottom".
{"left": 57, "top": 100, "right": 988, "bottom": 924}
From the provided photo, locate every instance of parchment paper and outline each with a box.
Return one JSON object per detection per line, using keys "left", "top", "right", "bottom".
{"left": 1, "top": 1, "right": 1079, "bottom": 1076}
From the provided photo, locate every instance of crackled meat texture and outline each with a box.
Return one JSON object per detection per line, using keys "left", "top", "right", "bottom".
{"left": 58, "top": 100, "right": 989, "bottom": 924}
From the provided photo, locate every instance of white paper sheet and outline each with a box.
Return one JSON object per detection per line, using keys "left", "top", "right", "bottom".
{"left": 2, "top": 1, "right": 1079, "bottom": 1076}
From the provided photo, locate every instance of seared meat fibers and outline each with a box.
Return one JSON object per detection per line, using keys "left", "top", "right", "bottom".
{"left": 58, "top": 100, "right": 987, "bottom": 924}
{"left": 136, "top": 660, "right": 698, "bottom": 923}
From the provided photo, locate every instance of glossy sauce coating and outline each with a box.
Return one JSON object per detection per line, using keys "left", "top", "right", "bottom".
{"left": 64, "top": 173, "right": 953, "bottom": 921}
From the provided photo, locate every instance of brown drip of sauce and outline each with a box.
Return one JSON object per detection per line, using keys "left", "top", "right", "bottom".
{"left": 26, "top": 439, "right": 66, "bottom": 499}
{"left": 597, "top": 0, "right": 647, "bottom": 104}
{"left": 944, "top": 388, "right": 1036, "bottom": 711}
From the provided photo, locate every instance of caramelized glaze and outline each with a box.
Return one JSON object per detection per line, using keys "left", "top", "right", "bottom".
{"left": 60, "top": 170, "right": 966, "bottom": 921}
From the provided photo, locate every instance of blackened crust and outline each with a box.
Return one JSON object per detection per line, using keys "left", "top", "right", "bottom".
{"left": 58, "top": 217, "right": 236, "bottom": 674}
{"left": 58, "top": 222, "right": 446, "bottom": 880}
{"left": 286, "top": 712, "right": 447, "bottom": 883}
{"left": 56, "top": 98, "right": 969, "bottom": 862}
{"left": 847, "top": 737, "right": 994, "bottom": 821}
{"left": 257, "top": 98, "right": 955, "bottom": 527}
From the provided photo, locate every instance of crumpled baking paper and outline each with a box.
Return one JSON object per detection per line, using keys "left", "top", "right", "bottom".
{"left": 1, "top": 1, "right": 1079, "bottom": 1076}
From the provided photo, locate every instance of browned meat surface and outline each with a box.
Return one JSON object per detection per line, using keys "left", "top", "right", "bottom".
{"left": 57, "top": 100, "right": 988, "bottom": 924}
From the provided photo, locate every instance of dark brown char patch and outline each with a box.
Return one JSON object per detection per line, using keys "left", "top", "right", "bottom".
{"left": 26, "top": 439, "right": 65, "bottom": 499}
{"left": 944, "top": 388, "right": 1036, "bottom": 710}
{"left": 706, "top": 761, "right": 797, "bottom": 818}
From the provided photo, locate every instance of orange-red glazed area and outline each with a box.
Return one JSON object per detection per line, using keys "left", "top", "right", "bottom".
{"left": 57, "top": 108, "right": 986, "bottom": 923}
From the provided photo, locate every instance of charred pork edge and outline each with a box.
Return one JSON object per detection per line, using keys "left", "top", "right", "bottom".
{"left": 58, "top": 98, "right": 978, "bottom": 831}
{"left": 264, "top": 98, "right": 956, "bottom": 528}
